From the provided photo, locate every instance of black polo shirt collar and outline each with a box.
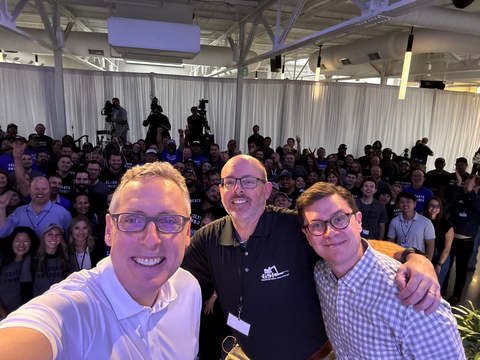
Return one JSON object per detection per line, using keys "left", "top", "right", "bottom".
{"left": 219, "top": 208, "right": 273, "bottom": 247}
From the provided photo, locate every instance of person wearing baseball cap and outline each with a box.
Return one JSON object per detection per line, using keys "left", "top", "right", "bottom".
{"left": 444, "top": 157, "right": 470, "bottom": 188}
{"left": 336, "top": 144, "right": 347, "bottom": 168}
{"left": 5, "top": 123, "right": 18, "bottom": 141}
{"left": 272, "top": 191, "right": 291, "bottom": 209}
{"left": 144, "top": 149, "right": 158, "bottom": 164}
{"left": 279, "top": 171, "right": 300, "bottom": 209}
{"left": 392, "top": 159, "right": 412, "bottom": 189}
{"left": 158, "top": 129, "right": 185, "bottom": 165}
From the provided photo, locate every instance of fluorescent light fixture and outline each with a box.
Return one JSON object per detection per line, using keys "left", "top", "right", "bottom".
{"left": 125, "top": 60, "right": 184, "bottom": 68}
{"left": 399, "top": 28, "right": 414, "bottom": 100}
{"left": 315, "top": 45, "right": 322, "bottom": 81}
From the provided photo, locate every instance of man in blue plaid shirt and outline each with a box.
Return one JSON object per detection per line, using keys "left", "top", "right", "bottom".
{"left": 297, "top": 182, "right": 465, "bottom": 360}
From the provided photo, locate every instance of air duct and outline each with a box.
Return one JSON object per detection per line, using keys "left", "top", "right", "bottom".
{"left": 308, "top": 28, "right": 480, "bottom": 72}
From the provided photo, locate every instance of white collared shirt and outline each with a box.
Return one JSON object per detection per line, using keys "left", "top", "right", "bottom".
{"left": 0, "top": 257, "right": 201, "bottom": 360}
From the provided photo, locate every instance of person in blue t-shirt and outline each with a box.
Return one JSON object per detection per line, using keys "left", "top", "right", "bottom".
{"left": 158, "top": 129, "right": 185, "bottom": 165}
{"left": 402, "top": 170, "right": 433, "bottom": 213}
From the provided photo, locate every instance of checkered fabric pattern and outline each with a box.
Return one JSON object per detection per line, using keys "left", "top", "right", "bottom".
{"left": 314, "top": 240, "right": 465, "bottom": 360}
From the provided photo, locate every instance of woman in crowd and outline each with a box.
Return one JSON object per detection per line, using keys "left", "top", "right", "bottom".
{"left": 1, "top": 188, "right": 25, "bottom": 217}
{"left": 295, "top": 176, "right": 307, "bottom": 191}
{"left": 200, "top": 213, "right": 216, "bottom": 229}
{"left": 51, "top": 140, "right": 62, "bottom": 162}
{"left": 71, "top": 192, "right": 99, "bottom": 238}
{"left": 0, "top": 227, "right": 38, "bottom": 319}
{"left": 350, "top": 160, "right": 362, "bottom": 175}
{"left": 137, "top": 139, "right": 147, "bottom": 154}
{"left": 423, "top": 196, "right": 454, "bottom": 287}
{"left": 196, "top": 161, "right": 212, "bottom": 190}
{"left": 20, "top": 223, "right": 71, "bottom": 301}
{"left": 390, "top": 184, "right": 402, "bottom": 218}
{"left": 132, "top": 142, "right": 144, "bottom": 164}
{"left": 307, "top": 170, "right": 322, "bottom": 188}
{"left": 325, "top": 160, "right": 346, "bottom": 184}
{"left": 326, "top": 170, "right": 342, "bottom": 186}
{"left": 302, "top": 153, "right": 322, "bottom": 176}
{"left": 345, "top": 154, "right": 355, "bottom": 171}
{"left": 69, "top": 216, "right": 104, "bottom": 272}
{"left": 0, "top": 168, "right": 14, "bottom": 195}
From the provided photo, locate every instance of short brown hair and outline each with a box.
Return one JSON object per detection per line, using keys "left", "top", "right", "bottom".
{"left": 297, "top": 182, "right": 358, "bottom": 225}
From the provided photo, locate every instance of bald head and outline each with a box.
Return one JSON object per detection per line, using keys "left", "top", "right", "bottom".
{"left": 221, "top": 155, "right": 267, "bottom": 182}
{"left": 411, "top": 170, "right": 425, "bottom": 190}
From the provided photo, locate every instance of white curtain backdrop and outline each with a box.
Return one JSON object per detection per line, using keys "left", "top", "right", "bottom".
{"left": 1, "top": 62, "right": 480, "bottom": 171}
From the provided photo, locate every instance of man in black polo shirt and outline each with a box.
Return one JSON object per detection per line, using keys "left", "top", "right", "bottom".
{"left": 392, "top": 160, "right": 412, "bottom": 189}
{"left": 182, "top": 155, "right": 441, "bottom": 360}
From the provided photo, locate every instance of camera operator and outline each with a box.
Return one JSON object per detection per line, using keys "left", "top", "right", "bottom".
{"left": 112, "top": 98, "right": 129, "bottom": 141}
{"left": 187, "top": 106, "right": 207, "bottom": 146}
{"left": 143, "top": 98, "right": 171, "bottom": 147}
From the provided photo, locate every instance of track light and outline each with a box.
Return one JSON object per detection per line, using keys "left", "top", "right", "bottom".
{"left": 255, "top": 71, "right": 258, "bottom": 80}
{"left": 315, "top": 45, "right": 322, "bottom": 81}
{"left": 35, "top": 54, "right": 39, "bottom": 66}
{"left": 399, "top": 27, "right": 414, "bottom": 100}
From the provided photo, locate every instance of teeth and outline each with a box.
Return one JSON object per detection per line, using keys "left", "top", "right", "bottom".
{"left": 133, "top": 257, "right": 164, "bottom": 266}
{"left": 233, "top": 200, "right": 247, "bottom": 204}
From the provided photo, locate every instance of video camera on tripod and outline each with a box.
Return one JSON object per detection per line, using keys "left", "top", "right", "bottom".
{"left": 101, "top": 101, "right": 114, "bottom": 122}
{"left": 198, "top": 99, "right": 211, "bottom": 133}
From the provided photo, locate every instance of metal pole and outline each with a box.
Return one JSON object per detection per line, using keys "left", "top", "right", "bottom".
{"left": 234, "top": 22, "right": 245, "bottom": 142}
{"left": 53, "top": 49, "right": 67, "bottom": 137}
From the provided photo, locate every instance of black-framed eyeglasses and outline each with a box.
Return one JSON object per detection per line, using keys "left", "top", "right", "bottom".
{"left": 220, "top": 177, "right": 266, "bottom": 190}
{"left": 304, "top": 212, "right": 357, "bottom": 236}
{"left": 110, "top": 213, "right": 190, "bottom": 233}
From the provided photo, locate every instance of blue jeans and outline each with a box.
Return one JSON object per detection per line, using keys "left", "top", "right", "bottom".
{"left": 432, "top": 251, "right": 450, "bottom": 288}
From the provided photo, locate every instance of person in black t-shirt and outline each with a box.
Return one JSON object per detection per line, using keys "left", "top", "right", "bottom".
{"left": 247, "top": 125, "right": 264, "bottom": 148}
{"left": 187, "top": 107, "right": 207, "bottom": 145}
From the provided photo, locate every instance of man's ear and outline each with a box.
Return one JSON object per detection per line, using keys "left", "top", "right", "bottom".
{"left": 105, "top": 214, "right": 112, "bottom": 247}
{"left": 355, "top": 212, "right": 363, "bottom": 233}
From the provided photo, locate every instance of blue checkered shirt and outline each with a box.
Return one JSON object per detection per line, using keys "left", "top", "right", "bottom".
{"left": 314, "top": 239, "right": 465, "bottom": 359}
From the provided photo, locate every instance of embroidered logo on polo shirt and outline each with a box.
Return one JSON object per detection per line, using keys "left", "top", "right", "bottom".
{"left": 261, "top": 265, "right": 289, "bottom": 281}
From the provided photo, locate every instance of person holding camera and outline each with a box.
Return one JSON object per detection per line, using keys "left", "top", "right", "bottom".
{"left": 112, "top": 98, "right": 129, "bottom": 141}
{"left": 187, "top": 106, "right": 207, "bottom": 146}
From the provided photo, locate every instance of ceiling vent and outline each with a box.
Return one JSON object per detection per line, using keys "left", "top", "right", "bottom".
{"left": 340, "top": 58, "right": 352, "bottom": 65}
{"left": 367, "top": 52, "right": 381, "bottom": 61}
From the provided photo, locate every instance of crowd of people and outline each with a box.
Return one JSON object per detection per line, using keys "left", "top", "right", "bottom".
{"left": 0, "top": 114, "right": 473, "bottom": 359}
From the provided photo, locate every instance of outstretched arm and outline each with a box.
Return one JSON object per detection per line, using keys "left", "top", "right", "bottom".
{"left": 370, "top": 240, "right": 440, "bottom": 315}
{"left": 0, "top": 328, "right": 52, "bottom": 360}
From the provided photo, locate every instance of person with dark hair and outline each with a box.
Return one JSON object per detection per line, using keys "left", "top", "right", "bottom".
{"left": 442, "top": 174, "right": 480, "bottom": 306}
{"left": 259, "top": 136, "right": 274, "bottom": 159}
{"left": 344, "top": 170, "right": 362, "bottom": 199}
{"left": 380, "top": 148, "right": 399, "bottom": 183}
{"left": 411, "top": 137, "right": 434, "bottom": 169}
{"left": 303, "top": 153, "right": 322, "bottom": 175}
{"left": 307, "top": 169, "right": 322, "bottom": 188}
{"left": 187, "top": 106, "right": 207, "bottom": 145}
{"left": 296, "top": 182, "right": 464, "bottom": 360}
{"left": 70, "top": 193, "right": 98, "bottom": 239}
{"left": 207, "top": 168, "right": 221, "bottom": 186}
{"left": 195, "top": 161, "right": 212, "bottom": 190}
{"left": 208, "top": 143, "right": 225, "bottom": 170}
{"left": 190, "top": 185, "right": 226, "bottom": 235}
{"left": 372, "top": 140, "right": 382, "bottom": 157}
{"left": 247, "top": 125, "right": 264, "bottom": 148}
{"left": 326, "top": 169, "right": 342, "bottom": 186}
{"left": 375, "top": 187, "right": 395, "bottom": 226}
{"left": 0, "top": 168, "right": 14, "bottom": 195}
{"left": 336, "top": 144, "right": 347, "bottom": 168}
{"left": 47, "top": 174, "right": 71, "bottom": 211}
{"left": 295, "top": 176, "right": 307, "bottom": 191}
{"left": 2, "top": 188, "right": 26, "bottom": 216}
{"left": 423, "top": 196, "right": 453, "bottom": 287}
{"left": 344, "top": 154, "right": 354, "bottom": 171}
{"left": 387, "top": 192, "right": 435, "bottom": 260}
{"left": 0, "top": 227, "right": 39, "bottom": 319}
{"left": 355, "top": 176, "right": 388, "bottom": 240}
{"left": 316, "top": 147, "right": 328, "bottom": 171}
{"left": 20, "top": 223, "right": 71, "bottom": 302}
{"left": 68, "top": 215, "right": 105, "bottom": 272}
{"left": 357, "top": 144, "right": 373, "bottom": 169}
{"left": 392, "top": 160, "right": 412, "bottom": 189}
{"left": 35, "top": 124, "right": 53, "bottom": 153}
{"left": 0, "top": 137, "right": 13, "bottom": 157}
{"left": 33, "top": 149, "right": 50, "bottom": 175}
{"left": 402, "top": 170, "right": 433, "bottom": 213}
{"left": 99, "top": 152, "right": 125, "bottom": 191}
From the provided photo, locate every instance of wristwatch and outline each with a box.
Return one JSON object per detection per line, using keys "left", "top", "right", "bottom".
{"left": 400, "top": 247, "right": 426, "bottom": 264}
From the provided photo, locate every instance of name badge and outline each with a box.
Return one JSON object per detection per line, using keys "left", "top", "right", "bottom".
{"left": 459, "top": 212, "right": 467, "bottom": 218}
{"left": 227, "top": 312, "right": 251, "bottom": 336}
{"left": 363, "top": 229, "right": 370, "bottom": 235}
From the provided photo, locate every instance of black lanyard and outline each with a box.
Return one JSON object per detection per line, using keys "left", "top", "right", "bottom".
{"left": 26, "top": 203, "right": 53, "bottom": 230}
{"left": 231, "top": 221, "right": 266, "bottom": 321}
{"left": 401, "top": 217, "right": 415, "bottom": 243}
{"left": 75, "top": 247, "right": 88, "bottom": 270}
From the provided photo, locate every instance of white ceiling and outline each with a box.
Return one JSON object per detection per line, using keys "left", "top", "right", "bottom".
{"left": 2, "top": 0, "right": 480, "bottom": 85}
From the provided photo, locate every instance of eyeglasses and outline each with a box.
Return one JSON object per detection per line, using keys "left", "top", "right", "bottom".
{"left": 304, "top": 212, "right": 356, "bottom": 236}
{"left": 428, "top": 204, "right": 440, "bottom": 209}
{"left": 110, "top": 213, "right": 190, "bottom": 233}
{"left": 220, "top": 177, "right": 266, "bottom": 190}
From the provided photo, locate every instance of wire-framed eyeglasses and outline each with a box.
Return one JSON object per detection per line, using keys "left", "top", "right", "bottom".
{"left": 304, "top": 212, "right": 357, "bottom": 236}
{"left": 110, "top": 213, "right": 190, "bottom": 233}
